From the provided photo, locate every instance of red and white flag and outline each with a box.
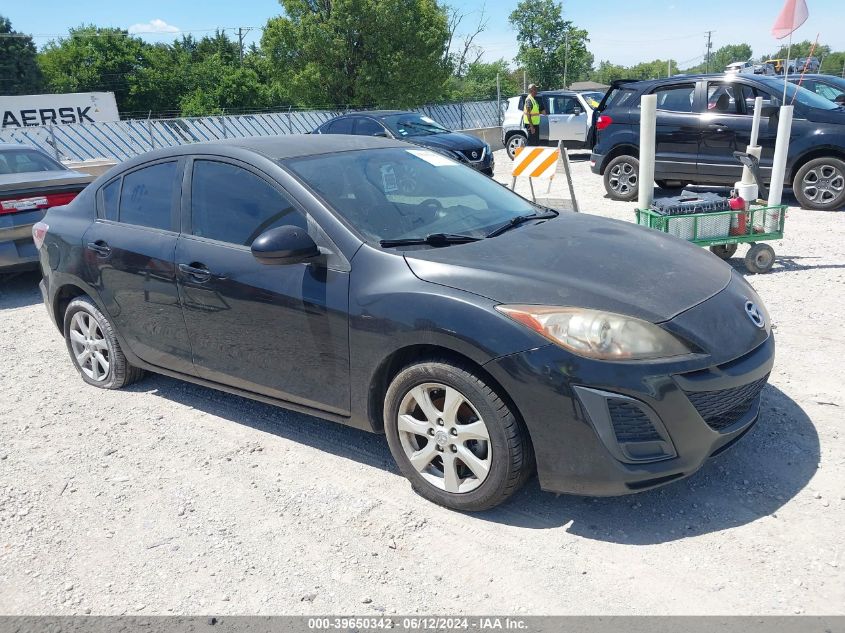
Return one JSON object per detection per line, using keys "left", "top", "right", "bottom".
{"left": 772, "top": 0, "right": 809, "bottom": 39}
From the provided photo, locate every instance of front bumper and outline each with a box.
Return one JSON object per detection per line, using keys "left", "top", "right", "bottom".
{"left": 484, "top": 334, "right": 775, "bottom": 496}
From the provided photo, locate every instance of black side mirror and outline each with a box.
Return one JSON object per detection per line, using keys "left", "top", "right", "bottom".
{"left": 251, "top": 225, "right": 320, "bottom": 265}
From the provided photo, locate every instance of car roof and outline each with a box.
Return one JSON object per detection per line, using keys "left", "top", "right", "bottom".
{"left": 332, "top": 110, "right": 410, "bottom": 119}
{"left": 613, "top": 73, "right": 786, "bottom": 89}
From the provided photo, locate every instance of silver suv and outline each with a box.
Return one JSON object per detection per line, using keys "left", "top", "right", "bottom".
{"left": 501, "top": 90, "right": 596, "bottom": 159}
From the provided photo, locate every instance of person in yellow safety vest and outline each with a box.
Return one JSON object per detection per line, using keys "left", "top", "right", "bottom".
{"left": 523, "top": 83, "right": 545, "bottom": 146}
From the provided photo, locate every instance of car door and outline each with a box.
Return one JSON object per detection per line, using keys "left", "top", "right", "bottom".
{"left": 82, "top": 159, "right": 196, "bottom": 375}
{"left": 650, "top": 82, "right": 699, "bottom": 181}
{"left": 547, "top": 95, "right": 587, "bottom": 144}
{"left": 175, "top": 157, "right": 351, "bottom": 415}
{"left": 698, "top": 81, "right": 779, "bottom": 183}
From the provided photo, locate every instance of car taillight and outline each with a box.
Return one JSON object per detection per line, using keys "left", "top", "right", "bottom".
{"left": 596, "top": 115, "right": 613, "bottom": 131}
{"left": 0, "top": 191, "right": 79, "bottom": 215}
{"left": 32, "top": 221, "right": 49, "bottom": 250}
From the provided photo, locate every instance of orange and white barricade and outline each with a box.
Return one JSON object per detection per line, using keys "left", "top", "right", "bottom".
{"left": 510, "top": 141, "right": 579, "bottom": 212}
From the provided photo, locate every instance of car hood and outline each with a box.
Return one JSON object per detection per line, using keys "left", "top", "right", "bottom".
{"left": 804, "top": 106, "right": 845, "bottom": 124}
{"left": 0, "top": 169, "right": 94, "bottom": 194}
{"left": 406, "top": 132, "right": 485, "bottom": 152}
{"left": 403, "top": 212, "right": 732, "bottom": 323}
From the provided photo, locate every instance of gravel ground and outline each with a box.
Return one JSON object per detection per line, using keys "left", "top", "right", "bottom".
{"left": 1, "top": 149, "right": 843, "bottom": 615}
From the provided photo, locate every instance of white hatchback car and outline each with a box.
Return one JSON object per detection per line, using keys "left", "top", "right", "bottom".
{"left": 501, "top": 90, "right": 597, "bottom": 159}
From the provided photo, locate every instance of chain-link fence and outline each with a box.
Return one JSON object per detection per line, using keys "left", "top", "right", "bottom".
{"left": 0, "top": 101, "right": 502, "bottom": 163}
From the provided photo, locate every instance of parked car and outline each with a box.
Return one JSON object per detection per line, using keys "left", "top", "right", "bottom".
{"left": 313, "top": 111, "right": 493, "bottom": 176}
{"left": 725, "top": 60, "right": 755, "bottom": 74}
{"left": 753, "top": 62, "right": 776, "bottom": 76}
{"left": 577, "top": 90, "right": 606, "bottom": 109}
{"left": 794, "top": 57, "right": 820, "bottom": 73}
{"left": 589, "top": 74, "right": 845, "bottom": 210}
{"left": 765, "top": 58, "right": 795, "bottom": 75}
{"left": 35, "top": 135, "right": 774, "bottom": 511}
{"left": 788, "top": 74, "right": 845, "bottom": 105}
{"left": 501, "top": 90, "right": 594, "bottom": 159}
{"left": 0, "top": 144, "right": 93, "bottom": 273}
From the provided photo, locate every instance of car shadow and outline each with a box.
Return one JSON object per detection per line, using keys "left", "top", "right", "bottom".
{"left": 729, "top": 255, "right": 845, "bottom": 275}
{"left": 135, "top": 374, "right": 816, "bottom": 545}
{"left": 0, "top": 270, "right": 43, "bottom": 310}
{"left": 476, "top": 384, "right": 819, "bottom": 543}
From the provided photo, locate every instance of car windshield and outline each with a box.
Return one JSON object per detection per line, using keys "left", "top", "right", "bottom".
{"left": 0, "top": 148, "right": 65, "bottom": 175}
{"left": 284, "top": 148, "right": 541, "bottom": 244}
{"left": 754, "top": 77, "right": 840, "bottom": 110}
{"left": 381, "top": 114, "right": 450, "bottom": 138}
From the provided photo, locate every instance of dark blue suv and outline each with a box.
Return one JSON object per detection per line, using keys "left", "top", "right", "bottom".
{"left": 589, "top": 74, "right": 845, "bottom": 210}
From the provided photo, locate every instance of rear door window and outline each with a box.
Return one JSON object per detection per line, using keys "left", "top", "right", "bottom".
{"left": 706, "top": 83, "right": 742, "bottom": 114}
{"left": 119, "top": 161, "right": 178, "bottom": 231}
{"left": 653, "top": 84, "right": 696, "bottom": 113}
{"left": 326, "top": 118, "right": 354, "bottom": 134}
{"left": 354, "top": 117, "right": 385, "bottom": 136}
{"left": 190, "top": 160, "right": 306, "bottom": 246}
{"left": 549, "top": 96, "right": 579, "bottom": 114}
{"left": 101, "top": 179, "right": 120, "bottom": 221}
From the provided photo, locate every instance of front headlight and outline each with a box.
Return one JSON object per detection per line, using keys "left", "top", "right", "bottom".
{"left": 496, "top": 305, "right": 693, "bottom": 361}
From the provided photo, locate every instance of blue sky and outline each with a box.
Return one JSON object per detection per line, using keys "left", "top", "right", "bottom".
{"left": 5, "top": 0, "right": 845, "bottom": 68}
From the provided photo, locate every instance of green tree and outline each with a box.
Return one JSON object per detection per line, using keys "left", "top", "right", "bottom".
{"left": 508, "top": 0, "right": 592, "bottom": 89}
{"left": 0, "top": 15, "right": 44, "bottom": 94}
{"left": 685, "top": 43, "right": 753, "bottom": 73}
{"left": 769, "top": 40, "right": 831, "bottom": 61}
{"left": 444, "top": 59, "right": 519, "bottom": 102}
{"left": 38, "top": 26, "right": 149, "bottom": 112}
{"left": 261, "top": 0, "right": 451, "bottom": 108}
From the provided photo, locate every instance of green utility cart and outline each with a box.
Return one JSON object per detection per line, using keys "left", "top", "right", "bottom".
{"left": 635, "top": 203, "right": 787, "bottom": 274}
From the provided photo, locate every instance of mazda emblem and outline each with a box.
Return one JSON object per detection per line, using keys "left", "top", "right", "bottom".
{"left": 744, "top": 301, "right": 765, "bottom": 329}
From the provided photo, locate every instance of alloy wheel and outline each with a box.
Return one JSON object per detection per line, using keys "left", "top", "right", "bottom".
{"left": 68, "top": 311, "right": 110, "bottom": 382}
{"left": 507, "top": 135, "right": 526, "bottom": 159}
{"left": 609, "top": 160, "right": 637, "bottom": 196}
{"left": 397, "top": 382, "right": 491, "bottom": 494}
{"left": 801, "top": 163, "right": 845, "bottom": 205}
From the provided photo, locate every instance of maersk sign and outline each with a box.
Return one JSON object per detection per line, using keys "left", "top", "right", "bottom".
{"left": 1, "top": 92, "right": 119, "bottom": 128}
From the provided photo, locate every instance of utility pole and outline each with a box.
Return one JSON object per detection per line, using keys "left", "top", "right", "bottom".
{"left": 496, "top": 73, "right": 501, "bottom": 125}
{"left": 705, "top": 31, "right": 714, "bottom": 73}
{"left": 523, "top": 70, "right": 527, "bottom": 92}
{"left": 667, "top": 59, "right": 672, "bottom": 77}
{"left": 237, "top": 27, "right": 253, "bottom": 65}
{"left": 563, "top": 31, "right": 570, "bottom": 88}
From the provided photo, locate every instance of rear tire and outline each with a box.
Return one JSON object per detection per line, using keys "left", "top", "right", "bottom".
{"left": 792, "top": 157, "right": 845, "bottom": 210}
{"left": 744, "top": 243, "right": 775, "bottom": 274}
{"left": 604, "top": 155, "right": 640, "bottom": 201}
{"left": 384, "top": 360, "right": 534, "bottom": 511}
{"left": 710, "top": 243, "right": 738, "bottom": 260}
{"left": 63, "top": 296, "right": 145, "bottom": 389}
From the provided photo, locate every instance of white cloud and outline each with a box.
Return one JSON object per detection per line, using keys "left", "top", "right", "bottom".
{"left": 127, "top": 19, "right": 180, "bottom": 35}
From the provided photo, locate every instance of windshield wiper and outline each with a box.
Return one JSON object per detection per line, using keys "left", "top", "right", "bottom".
{"left": 380, "top": 233, "right": 482, "bottom": 248}
{"left": 486, "top": 210, "right": 558, "bottom": 238}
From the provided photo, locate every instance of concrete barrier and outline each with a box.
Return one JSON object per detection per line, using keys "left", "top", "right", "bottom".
{"left": 460, "top": 127, "right": 503, "bottom": 152}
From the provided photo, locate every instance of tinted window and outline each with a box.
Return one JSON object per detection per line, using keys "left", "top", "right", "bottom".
{"left": 191, "top": 160, "right": 305, "bottom": 246}
{"left": 0, "top": 149, "right": 65, "bottom": 175}
{"left": 603, "top": 88, "right": 636, "bottom": 110}
{"left": 815, "top": 82, "right": 845, "bottom": 102}
{"left": 739, "top": 85, "right": 776, "bottom": 114}
{"left": 101, "top": 179, "right": 120, "bottom": 221}
{"left": 354, "top": 117, "right": 386, "bottom": 136}
{"left": 653, "top": 84, "right": 695, "bottom": 112}
{"left": 707, "top": 83, "right": 741, "bottom": 114}
{"left": 327, "top": 118, "right": 354, "bottom": 134}
{"left": 550, "top": 96, "right": 578, "bottom": 114}
{"left": 119, "top": 161, "right": 177, "bottom": 231}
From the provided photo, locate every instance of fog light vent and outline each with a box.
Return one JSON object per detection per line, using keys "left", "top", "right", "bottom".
{"left": 607, "top": 400, "right": 663, "bottom": 444}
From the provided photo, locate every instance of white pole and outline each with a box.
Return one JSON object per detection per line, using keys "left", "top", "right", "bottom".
{"left": 767, "top": 105, "right": 794, "bottom": 207}
{"left": 740, "top": 145, "right": 762, "bottom": 187}
{"left": 749, "top": 96, "right": 763, "bottom": 146}
{"left": 783, "top": 32, "right": 792, "bottom": 103}
{"left": 637, "top": 94, "right": 657, "bottom": 210}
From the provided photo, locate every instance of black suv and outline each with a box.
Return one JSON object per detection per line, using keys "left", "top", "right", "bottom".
{"left": 590, "top": 74, "right": 845, "bottom": 210}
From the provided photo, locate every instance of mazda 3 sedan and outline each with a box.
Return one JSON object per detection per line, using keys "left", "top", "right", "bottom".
{"left": 35, "top": 135, "right": 774, "bottom": 511}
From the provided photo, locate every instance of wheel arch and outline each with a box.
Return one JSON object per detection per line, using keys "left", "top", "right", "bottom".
{"left": 52, "top": 283, "right": 89, "bottom": 333}
{"left": 599, "top": 144, "right": 639, "bottom": 174}
{"left": 789, "top": 147, "right": 845, "bottom": 183}
{"left": 367, "top": 344, "right": 532, "bottom": 455}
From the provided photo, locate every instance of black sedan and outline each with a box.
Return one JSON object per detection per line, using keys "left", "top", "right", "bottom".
{"left": 314, "top": 110, "right": 494, "bottom": 175}
{"left": 35, "top": 135, "right": 774, "bottom": 511}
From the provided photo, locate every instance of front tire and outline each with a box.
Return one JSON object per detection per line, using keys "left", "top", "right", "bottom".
{"left": 506, "top": 133, "right": 527, "bottom": 160}
{"left": 604, "top": 155, "right": 640, "bottom": 201}
{"left": 64, "top": 296, "right": 144, "bottom": 389}
{"left": 384, "top": 360, "right": 533, "bottom": 511}
{"left": 793, "top": 157, "right": 845, "bottom": 210}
